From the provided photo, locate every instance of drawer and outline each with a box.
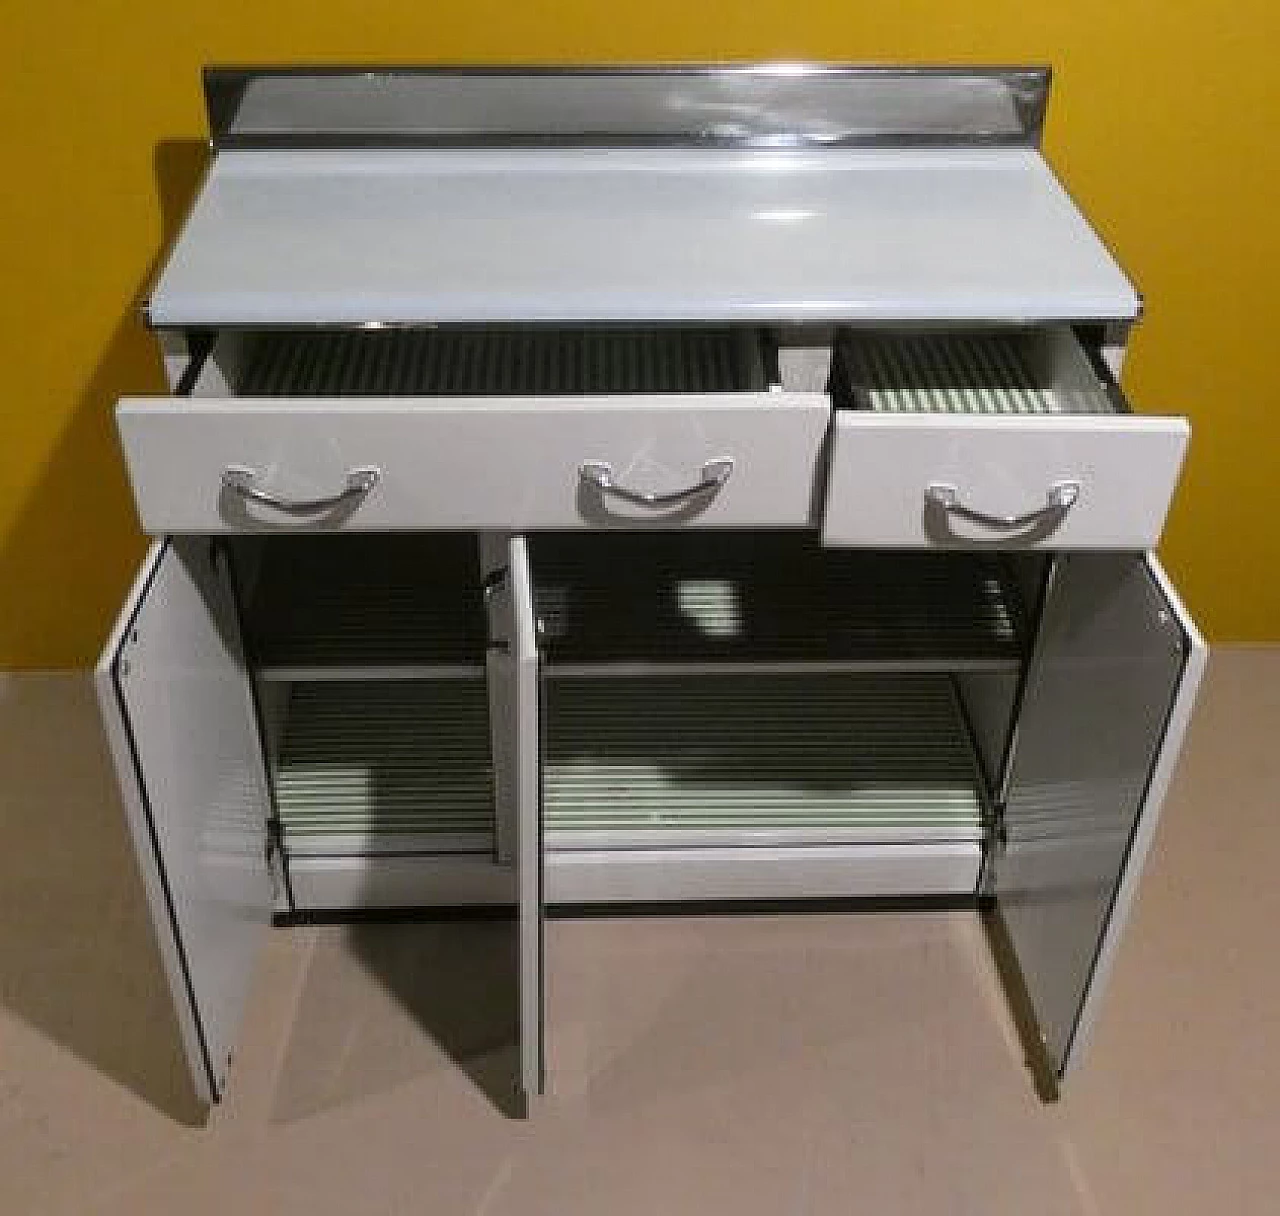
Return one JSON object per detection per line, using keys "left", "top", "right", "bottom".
{"left": 821, "top": 328, "right": 1188, "bottom": 549}
{"left": 117, "top": 329, "right": 829, "bottom": 534}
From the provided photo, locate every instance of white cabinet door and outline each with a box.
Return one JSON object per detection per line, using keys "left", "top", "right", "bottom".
{"left": 96, "top": 539, "right": 274, "bottom": 1105}
{"left": 484, "top": 535, "right": 545, "bottom": 1106}
{"left": 989, "top": 554, "right": 1206, "bottom": 1083}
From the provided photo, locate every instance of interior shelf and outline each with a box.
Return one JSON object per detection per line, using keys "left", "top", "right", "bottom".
{"left": 533, "top": 533, "right": 1025, "bottom": 671}
{"left": 544, "top": 673, "right": 987, "bottom": 850}
{"left": 833, "top": 329, "right": 1118, "bottom": 415}
{"left": 241, "top": 535, "right": 486, "bottom": 677}
{"left": 272, "top": 681, "right": 496, "bottom": 856}
{"left": 235, "top": 326, "right": 767, "bottom": 396}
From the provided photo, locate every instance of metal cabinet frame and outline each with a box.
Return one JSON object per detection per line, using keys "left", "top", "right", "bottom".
{"left": 95, "top": 66, "right": 1206, "bottom": 1112}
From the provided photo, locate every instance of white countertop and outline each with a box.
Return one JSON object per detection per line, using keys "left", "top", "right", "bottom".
{"left": 148, "top": 146, "right": 1139, "bottom": 326}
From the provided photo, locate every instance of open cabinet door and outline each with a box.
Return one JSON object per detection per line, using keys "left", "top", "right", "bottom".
{"left": 96, "top": 539, "right": 274, "bottom": 1105}
{"left": 485, "top": 535, "right": 545, "bottom": 1108}
{"left": 989, "top": 553, "right": 1206, "bottom": 1084}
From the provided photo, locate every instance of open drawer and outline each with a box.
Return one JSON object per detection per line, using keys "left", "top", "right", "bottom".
{"left": 116, "top": 328, "right": 829, "bottom": 534}
{"left": 821, "top": 327, "right": 1189, "bottom": 549}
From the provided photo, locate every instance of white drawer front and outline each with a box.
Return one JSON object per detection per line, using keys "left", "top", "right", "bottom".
{"left": 822, "top": 413, "right": 1188, "bottom": 549}
{"left": 117, "top": 393, "right": 829, "bottom": 534}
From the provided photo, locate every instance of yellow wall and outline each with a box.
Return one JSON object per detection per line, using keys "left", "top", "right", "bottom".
{"left": 2, "top": 2, "right": 1278, "bottom": 665}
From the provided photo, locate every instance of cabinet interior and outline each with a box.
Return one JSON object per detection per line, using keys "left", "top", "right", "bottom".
{"left": 532, "top": 532, "right": 1025, "bottom": 670}
{"left": 543, "top": 672, "right": 986, "bottom": 850}
{"left": 192, "top": 321, "right": 1116, "bottom": 909}
{"left": 831, "top": 327, "right": 1125, "bottom": 416}
{"left": 232, "top": 530, "right": 1046, "bottom": 911}
{"left": 190, "top": 322, "right": 1118, "bottom": 416}
{"left": 194, "top": 319, "right": 1121, "bottom": 909}
{"left": 205, "top": 326, "right": 770, "bottom": 398}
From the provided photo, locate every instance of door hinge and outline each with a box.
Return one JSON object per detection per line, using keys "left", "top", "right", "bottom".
{"left": 991, "top": 802, "right": 1008, "bottom": 852}
{"left": 979, "top": 802, "right": 1008, "bottom": 894}
{"left": 265, "top": 820, "right": 286, "bottom": 900}
{"left": 482, "top": 567, "right": 511, "bottom": 652}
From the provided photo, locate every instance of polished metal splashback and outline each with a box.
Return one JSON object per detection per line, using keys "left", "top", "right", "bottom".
{"left": 204, "top": 65, "right": 1050, "bottom": 150}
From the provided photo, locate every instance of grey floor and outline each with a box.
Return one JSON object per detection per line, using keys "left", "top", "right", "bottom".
{"left": 1, "top": 651, "right": 1277, "bottom": 1215}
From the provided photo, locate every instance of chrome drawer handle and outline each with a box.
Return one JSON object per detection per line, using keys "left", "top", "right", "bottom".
{"left": 925, "top": 480, "right": 1080, "bottom": 530}
{"left": 578, "top": 458, "right": 733, "bottom": 509}
{"left": 221, "top": 465, "right": 380, "bottom": 514}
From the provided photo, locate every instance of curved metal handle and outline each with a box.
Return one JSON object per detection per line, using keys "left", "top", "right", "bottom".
{"left": 221, "top": 465, "right": 380, "bottom": 514}
{"left": 578, "top": 458, "right": 733, "bottom": 509}
{"left": 925, "top": 479, "right": 1080, "bottom": 531}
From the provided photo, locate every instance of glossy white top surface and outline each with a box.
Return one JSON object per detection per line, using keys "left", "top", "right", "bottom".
{"left": 149, "top": 147, "right": 1139, "bottom": 326}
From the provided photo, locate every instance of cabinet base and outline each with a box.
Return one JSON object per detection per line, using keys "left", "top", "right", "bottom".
{"left": 282, "top": 843, "right": 982, "bottom": 913}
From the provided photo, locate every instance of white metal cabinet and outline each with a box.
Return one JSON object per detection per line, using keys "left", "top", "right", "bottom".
{"left": 94, "top": 65, "right": 1207, "bottom": 1114}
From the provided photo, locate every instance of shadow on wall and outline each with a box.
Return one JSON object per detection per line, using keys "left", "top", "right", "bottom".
{"left": 0, "top": 140, "right": 207, "bottom": 669}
